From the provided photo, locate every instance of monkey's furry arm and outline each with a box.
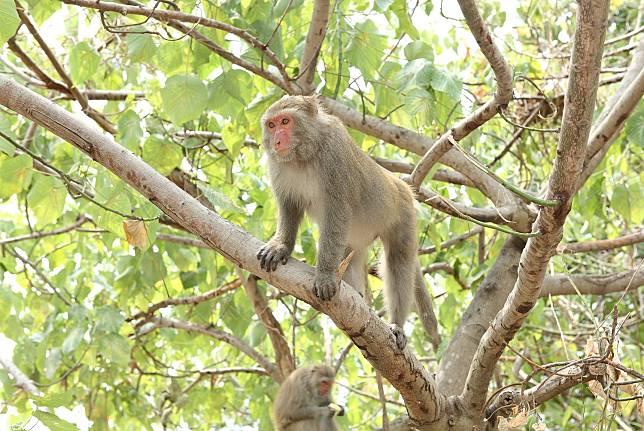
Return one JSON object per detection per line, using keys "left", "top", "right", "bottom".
{"left": 312, "top": 202, "right": 349, "bottom": 300}
{"left": 258, "top": 198, "right": 303, "bottom": 271}
{"left": 279, "top": 405, "right": 336, "bottom": 426}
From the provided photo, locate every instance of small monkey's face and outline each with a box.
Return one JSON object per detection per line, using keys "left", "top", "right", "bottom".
{"left": 263, "top": 112, "right": 295, "bottom": 156}
{"left": 319, "top": 377, "right": 333, "bottom": 397}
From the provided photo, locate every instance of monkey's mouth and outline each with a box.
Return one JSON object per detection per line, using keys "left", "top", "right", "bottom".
{"left": 273, "top": 141, "right": 289, "bottom": 153}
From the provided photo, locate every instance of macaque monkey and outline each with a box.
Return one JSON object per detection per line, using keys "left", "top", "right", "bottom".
{"left": 257, "top": 95, "right": 439, "bottom": 349}
{"left": 273, "top": 364, "right": 344, "bottom": 430}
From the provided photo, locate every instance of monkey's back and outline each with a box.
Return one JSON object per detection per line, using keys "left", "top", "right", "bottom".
{"left": 316, "top": 111, "right": 417, "bottom": 235}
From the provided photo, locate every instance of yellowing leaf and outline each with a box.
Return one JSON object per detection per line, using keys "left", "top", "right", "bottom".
{"left": 336, "top": 250, "right": 355, "bottom": 283}
{"left": 508, "top": 411, "right": 529, "bottom": 427}
{"left": 123, "top": 219, "right": 149, "bottom": 248}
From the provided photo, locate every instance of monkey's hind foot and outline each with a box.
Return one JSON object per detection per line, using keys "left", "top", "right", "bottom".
{"left": 313, "top": 272, "right": 338, "bottom": 301}
{"left": 257, "top": 242, "right": 291, "bottom": 272}
{"left": 389, "top": 324, "right": 407, "bottom": 350}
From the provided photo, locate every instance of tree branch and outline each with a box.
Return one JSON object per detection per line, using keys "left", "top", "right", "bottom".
{"left": 295, "top": 0, "right": 330, "bottom": 94}
{"left": 235, "top": 269, "right": 295, "bottom": 381}
{"left": 409, "top": 0, "right": 513, "bottom": 188}
{"left": 138, "top": 317, "right": 281, "bottom": 382}
{"left": 577, "top": 40, "right": 644, "bottom": 191}
{"left": 0, "top": 354, "right": 42, "bottom": 395}
{"left": 540, "top": 270, "right": 644, "bottom": 297}
{"left": 0, "top": 215, "right": 89, "bottom": 245}
{"left": 0, "top": 77, "right": 447, "bottom": 425}
{"left": 128, "top": 278, "right": 241, "bottom": 321}
{"left": 557, "top": 230, "right": 643, "bottom": 254}
{"left": 15, "top": 1, "right": 117, "bottom": 134}
{"left": 460, "top": 0, "right": 610, "bottom": 412}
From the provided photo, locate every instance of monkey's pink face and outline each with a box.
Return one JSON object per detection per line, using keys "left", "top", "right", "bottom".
{"left": 265, "top": 113, "right": 295, "bottom": 154}
{"left": 319, "top": 378, "right": 333, "bottom": 396}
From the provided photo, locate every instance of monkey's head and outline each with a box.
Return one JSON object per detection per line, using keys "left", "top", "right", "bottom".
{"left": 302, "top": 364, "right": 336, "bottom": 401}
{"left": 260, "top": 95, "right": 321, "bottom": 163}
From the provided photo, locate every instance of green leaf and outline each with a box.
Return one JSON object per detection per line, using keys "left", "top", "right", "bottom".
{"left": 161, "top": 75, "right": 208, "bottom": 124}
{"left": 0, "top": 154, "right": 32, "bottom": 200}
{"left": 142, "top": 136, "right": 183, "bottom": 175}
{"left": 44, "top": 348, "right": 62, "bottom": 380}
{"left": 345, "top": 20, "right": 387, "bottom": 81}
{"left": 0, "top": 115, "right": 16, "bottom": 156}
{"left": 248, "top": 321, "right": 266, "bottom": 347}
{"left": 127, "top": 34, "right": 156, "bottom": 63}
{"left": 27, "top": 175, "right": 67, "bottom": 227}
{"left": 611, "top": 184, "right": 631, "bottom": 221}
{"left": 62, "top": 327, "right": 84, "bottom": 354}
{"left": 404, "top": 41, "right": 433, "bottom": 61}
{"left": 33, "top": 410, "right": 79, "bottom": 431}
{"left": 430, "top": 68, "right": 462, "bottom": 100}
{"left": 0, "top": 0, "right": 19, "bottom": 46}
{"left": 391, "top": 0, "right": 419, "bottom": 39}
{"left": 624, "top": 101, "right": 643, "bottom": 146}
{"left": 97, "top": 333, "right": 131, "bottom": 367}
{"left": 117, "top": 110, "right": 143, "bottom": 151}
{"left": 69, "top": 42, "right": 100, "bottom": 83}
{"left": 198, "top": 183, "right": 243, "bottom": 213}
{"left": 34, "top": 391, "right": 73, "bottom": 408}
{"left": 95, "top": 306, "right": 124, "bottom": 334}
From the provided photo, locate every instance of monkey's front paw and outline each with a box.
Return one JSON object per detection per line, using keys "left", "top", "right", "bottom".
{"left": 389, "top": 324, "right": 407, "bottom": 350}
{"left": 257, "top": 242, "right": 291, "bottom": 272}
{"left": 328, "top": 403, "right": 345, "bottom": 417}
{"left": 313, "top": 273, "right": 338, "bottom": 301}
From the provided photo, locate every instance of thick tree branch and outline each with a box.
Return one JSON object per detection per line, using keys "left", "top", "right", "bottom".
{"left": 0, "top": 354, "right": 42, "bottom": 395}
{"left": 540, "top": 270, "right": 643, "bottom": 297}
{"left": 235, "top": 269, "right": 295, "bottom": 380}
{"left": 578, "top": 53, "right": 644, "bottom": 190}
{"left": 436, "top": 236, "right": 525, "bottom": 396}
{"left": 138, "top": 317, "right": 281, "bottom": 382}
{"left": 557, "top": 230, "right": 643, "bottom": 254}
{"left": 0, "top": 77, "right": 448, "bottom": 425}
{"left": 460, "top": 0, "right": 610, "bottom": 412}
{"left": 409, "top": 0, "right": 513, "bottom": 188}
{"left": 295, "top": 0, "right": 330, "bottom": 94}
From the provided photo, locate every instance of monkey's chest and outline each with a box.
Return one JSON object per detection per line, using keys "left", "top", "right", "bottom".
{"left": 272, "top": 166, "right": 324, "bottom": 220}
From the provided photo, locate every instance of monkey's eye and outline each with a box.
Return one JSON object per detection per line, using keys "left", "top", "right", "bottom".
{"left": 268, "top": 121, "right": 275, "bottom": 129}
{"left": 281, "top": 118, "right": 289, "bottom": 125}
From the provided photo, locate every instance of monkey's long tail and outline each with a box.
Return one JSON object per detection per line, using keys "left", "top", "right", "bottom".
{"left": 415, "top": 268, "right": 440, "bottom": 350}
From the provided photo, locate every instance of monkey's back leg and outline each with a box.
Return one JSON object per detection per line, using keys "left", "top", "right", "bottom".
{"left": 380, "top": 217, "right": 417, "bottom": 349}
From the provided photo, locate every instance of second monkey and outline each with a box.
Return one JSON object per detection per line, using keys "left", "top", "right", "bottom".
{"left": 257, "top": 95, "right": 438, "bottom": 349}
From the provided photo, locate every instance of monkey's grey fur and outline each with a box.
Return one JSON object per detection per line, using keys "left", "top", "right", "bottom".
{"left": 257, "top": 95, "right": 439, "bottom": 349}
{"left": 273, "top": 364, "right": 340, "bottom": 431}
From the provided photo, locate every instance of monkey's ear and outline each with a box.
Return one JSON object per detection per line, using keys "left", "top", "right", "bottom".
{"left": 302, "top": 95, "right": 320, "bottom": 116}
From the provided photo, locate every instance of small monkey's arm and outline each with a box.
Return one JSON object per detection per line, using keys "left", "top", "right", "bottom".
{"left": 257, "top": 199, "right": 303, "bottom": 271}
{"left": 279, "top": 404, "right": 341, "bottom": 427}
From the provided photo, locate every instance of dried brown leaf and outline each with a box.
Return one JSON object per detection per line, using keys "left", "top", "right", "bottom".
{"left": 123, "top": 219, "right": 148, "bottom": 248}
{"left": 336, "top": 250, "right": 355, "bottom": 283}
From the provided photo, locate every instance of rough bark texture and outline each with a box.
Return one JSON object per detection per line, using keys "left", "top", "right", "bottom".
{"left": 436, "top": 236, "right": 525, "bottom": 396}
{"left": 460, "top": 0, "right": 610, "bottom": 413}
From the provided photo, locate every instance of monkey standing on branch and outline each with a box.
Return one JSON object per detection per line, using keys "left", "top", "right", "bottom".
{"left": 257, "top": 95, "right": 439, "bottom": 349}
{"left": 273, "top": 364, "right": 344, "bottom": 430}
